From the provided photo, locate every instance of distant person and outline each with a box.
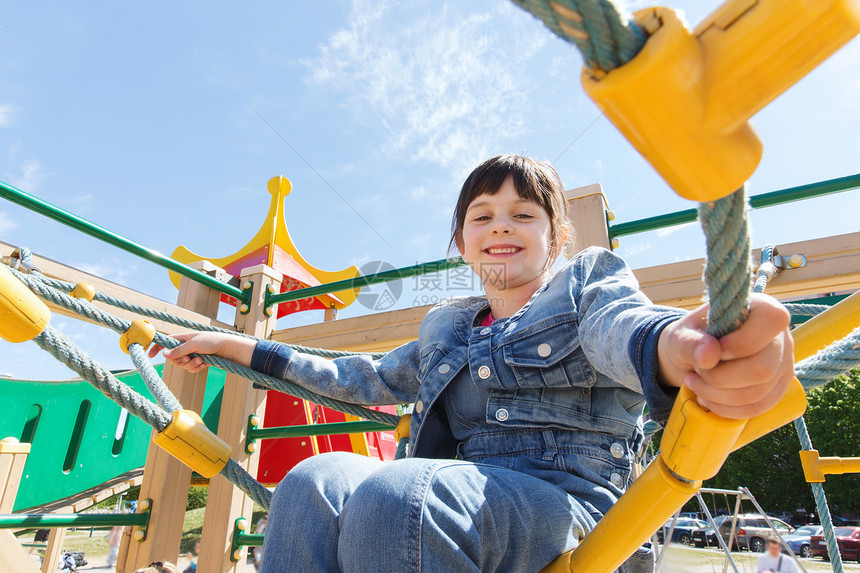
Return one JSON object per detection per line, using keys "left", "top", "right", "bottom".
{"left": 757, "top": 535, "right": 799, "bottom": 573}
{"left": 183, "top": 540, "right": 200, "bottom": 573}
{"left": 58, "top": 552, "right": 77, "bottom": 572}
{"left": 106, "top": 525, "right": 124, "bottom": 567}
{"left": 253, "top": 515, "right": 268, "bottom": 571}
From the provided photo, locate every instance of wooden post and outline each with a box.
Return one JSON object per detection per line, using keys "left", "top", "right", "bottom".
{"left": 118, "top": 261, "right": 227, "bottom": 572}
{"left": 40, "top": 508, "right": 70, "bottom": 573}
{"left": 197, "top": 264, "right": 281, "bottom": 572}
{"left": 564, "top": 183, "right": 611, "bottom": 256}
{"left": 0, "top": 438, "right": 40, "bottom": 572}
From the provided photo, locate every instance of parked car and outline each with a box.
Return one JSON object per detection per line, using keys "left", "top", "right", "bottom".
{"left": 782, "top": 525, "right": 823, "bottom": 558}
{"left": 692, "top": 515, "right": 729, "bottom": 548}
{"left": 810, "top": 526, "right": 860, "bottom": 561}
{"left": 718, "top": 515, "right": 794, "bottom": 552}
{"left": 656, "top": 518, "right": 707, "bottom": 545}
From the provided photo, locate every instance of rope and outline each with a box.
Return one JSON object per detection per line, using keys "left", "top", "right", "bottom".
{"left": 794, "top": 326, "right": 860, "bottom": 391}
{"left": 8, "top": 261, "right": 385, "bottom": 360}
{"left": 509, "top": 0, "right": 647, "bottom": 72}
{"left": 221, "top": 459, "right": 272, "bottom": 509}
{"left": 699, "top": 188, "right": 752, "bottom": 338}
{"left": 793, "top": 417, "right": 845, "bottom": 572}
{"left": 752, "top": 244, "right": 775, "bottom": 294}
{"left": 128, "top": 343, "right": 183, "bottom": 413}
{"left": 9, "top": 266, "right": 399, "bottom": 425}
{"left": 784, "top": 303, "right": 831, "bottom": 317}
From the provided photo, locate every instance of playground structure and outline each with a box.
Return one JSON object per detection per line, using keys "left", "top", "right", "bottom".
{"left": 0, "top": 0, "right": 859, "bottom": 572}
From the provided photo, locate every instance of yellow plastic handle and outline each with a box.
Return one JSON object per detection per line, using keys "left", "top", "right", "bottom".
{"left": 0, "top": 264, "right": 50, "bottom": 343}
{"left": 152, "top": 410, "right": 231, "bottom": 479}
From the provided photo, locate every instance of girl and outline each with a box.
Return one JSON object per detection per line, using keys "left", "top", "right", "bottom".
{"left": 153, "top": 155, "right": 794, "bottom": 572}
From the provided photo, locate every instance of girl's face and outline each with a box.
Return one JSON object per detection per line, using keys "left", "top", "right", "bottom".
{"left": 459, "top": 176, "right": 555, "bottom": 291}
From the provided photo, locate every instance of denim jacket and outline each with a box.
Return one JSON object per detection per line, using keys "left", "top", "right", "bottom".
{"left": 252, "top": 247, "right": 683, "bottom": 465}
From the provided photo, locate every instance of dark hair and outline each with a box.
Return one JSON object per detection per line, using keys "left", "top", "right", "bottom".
{"left": 449, "top": 155, "right": 569, "bottom": 262}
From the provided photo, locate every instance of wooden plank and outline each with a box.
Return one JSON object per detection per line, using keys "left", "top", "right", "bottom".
{"left": 270, "top": 232, "right": 860, "bottom": 352}
{"left": 564, "top": 184, "right": 610, "bottom": 255}
{"left": 40, "top": 507, "right": 71, "bottom": 573}
{"left": 0, "top": 438, "right": 30, "bottom": 514}
{"left": 198, "top": 264, "right": 280, "bottom": 573}
{"left": 0, "top": 530, "right": 41, "bottom": 572}
{"left": 0, "top": 241, "right": 237, "bottom": 336}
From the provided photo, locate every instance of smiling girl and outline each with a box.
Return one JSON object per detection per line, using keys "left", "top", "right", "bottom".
{"left": 152, "top": 155, "right": 795, "bottom": 572}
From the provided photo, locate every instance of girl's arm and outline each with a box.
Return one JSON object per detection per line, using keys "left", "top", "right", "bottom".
{"left": 149, "top": 332, "right": 421, "bottom": 406}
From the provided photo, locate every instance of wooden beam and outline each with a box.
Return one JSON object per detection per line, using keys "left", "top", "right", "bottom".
{"left": 198, "top": 264, "right": 280, "bottom": 572}
{"left": 271, "top": 232, "right": 860, "bottom": 352}
{"left": 0, "top": 241, "right": 237, "bottom": 336}
{"left": 0, "top": 530, "right": 40, "bottom": 573}
{"left": 564, "top": 184, "right": 611, "bottom": 255}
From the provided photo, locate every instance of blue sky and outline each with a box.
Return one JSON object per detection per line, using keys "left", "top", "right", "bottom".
{"left": 1, "top": 0, "right": 858, "bottom": 380}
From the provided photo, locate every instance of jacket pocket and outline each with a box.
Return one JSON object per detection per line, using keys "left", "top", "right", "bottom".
{"left": 497, "top": 319, "right": 597, "bottom": 389}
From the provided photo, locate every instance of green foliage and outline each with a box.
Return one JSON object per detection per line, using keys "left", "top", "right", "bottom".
{"left": 186, "top": 486, "right": 208, "bottom": 511}
{"left": 703, "top": 369, "right": 860, "bottom": 516}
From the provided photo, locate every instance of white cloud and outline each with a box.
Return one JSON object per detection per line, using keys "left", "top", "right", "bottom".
{"left": 305, "top": 0, "right": 544, "bottom": 176}
{"left": 8, "top": 160, "right": 43, "bottom": 192}
{"left": 0, "top": 104, "right": 17, "bottom": 128}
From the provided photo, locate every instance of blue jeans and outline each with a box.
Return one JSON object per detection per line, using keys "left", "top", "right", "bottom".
{"left": 259, "top": 451, "right": 655, "bottom": 572}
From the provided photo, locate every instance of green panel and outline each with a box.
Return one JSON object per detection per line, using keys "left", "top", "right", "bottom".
{"left": 0, "top": 364, "right": 226, "bottom": 511}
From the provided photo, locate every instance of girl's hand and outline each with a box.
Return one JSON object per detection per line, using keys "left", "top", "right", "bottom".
{"left": 657, "top": 293, "right": 795, "bottom": 419}
{"left": 148, "top": 331, "right": 256, "bottom": 373}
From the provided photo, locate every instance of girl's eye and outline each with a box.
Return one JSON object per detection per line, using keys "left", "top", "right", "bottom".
{"left": 515, "top": 214, "right": 534, "bottom": 219}
{"left": 473, "top": 215, "right": 491, "bottom": 222}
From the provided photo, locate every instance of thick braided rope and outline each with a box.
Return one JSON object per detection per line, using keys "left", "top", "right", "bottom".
{"left": 699, "top": 188, "right": 752, "bottom": 338}
{"left": 793, "top": 417, "right": 845, "bottom": 571}
{"left": 221, "top": 459, "right": 272, "bottom": 509}
{"left": 34, "top": 325, "right": 171, "bottom": 431}
{"left": 794, "top": 326, "right": 860, "bottom": 391}
{"left": 10, "top": 266, "right": 399, "bottom": 425}
{"left": 509, "top": 0, "right": 647, "bottom": 72}
{"left": 128, "top": 343, "right": 183, "bottom": 413}
{"left": 10, "top": 262, "right": 384, "bottom": 360}
{"left": 785, "top": 303, "right": 831, "bottom": 317}
{"left": 32, "top": 324, "right": 273, "bottom": 508}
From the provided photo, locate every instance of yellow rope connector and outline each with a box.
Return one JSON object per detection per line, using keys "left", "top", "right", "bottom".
{"left": 152, "top": 409, "right": 231, "bottom": 479}
{"left": 582, "top": 0, "right": 860, "bottom": 202}
{"left": 69, "top": 282, "right": 96, "bottom": 301}
{"left": 119, "top": 319, "right": 156, "bottom": 354}
{"left": 799, "top": 450, "right": 860, "bottom": 483}
{"left": 0, "top": 264, "right": 50, "bottom": 343}
{"left": 395, "top": 414, "right": 411, "bottom": 442}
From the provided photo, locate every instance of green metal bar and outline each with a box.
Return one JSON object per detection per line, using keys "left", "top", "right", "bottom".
{"left": 234, "top": 533, "right": 265, "bottom": 548}
{"left": 0, "top": 180, "right": 250, "bottom": 303}
{"left": 0, "top": 512, "right": 149, "bottom": 529}
{"left": 267, "top": 257, "right": 466, "bottom": 306}
{"left": 250, "top": 420, "right": 395, "bottom": 440}
{"left": 610, "top": 173, "right": 860, "bottom": 238}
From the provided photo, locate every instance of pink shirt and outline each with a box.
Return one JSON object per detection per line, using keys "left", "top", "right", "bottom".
{"left": 480, "top": 312, "right": 494, "bottom": 327}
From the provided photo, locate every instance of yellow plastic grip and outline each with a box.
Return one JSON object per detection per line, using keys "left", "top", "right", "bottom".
{"left": 582, "top": 0, "right": 860, "bottom": 202}
{"left": 152, "top": 410, "right": 231, "bottom": 479}
{"left": 395, "top": 414, "right": 411, "bottom": 442}
{"left": 69, "top": 282, "right": 96, "bottom": 301}
{"left": 0, "top": 264, "right": 50, "bottom": 343}
{"left": 800, "top": 450, "right": 860, "bottom": 483}
{"left": 119, "top": 319, "right": 156, "bottom": 354}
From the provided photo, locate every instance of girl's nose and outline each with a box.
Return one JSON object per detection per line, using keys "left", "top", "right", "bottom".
{"left": 491, "top": 219, "right": 512, "bottom": 234}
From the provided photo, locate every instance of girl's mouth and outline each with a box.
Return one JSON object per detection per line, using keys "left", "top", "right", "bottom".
{"left": 484, "top": 247, "right": 522, "bottom": 255}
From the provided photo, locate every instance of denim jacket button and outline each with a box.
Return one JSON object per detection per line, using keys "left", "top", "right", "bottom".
{"left": 480, "top": 327, "right": 491, "bottom": 335}
{"left": 478, "top": 365, "right": 491, "bottom": 379}
{"left": 610, "top": 472, "right": 624, "bottom": 488}
{"left": 610, "top": 443, "right": 625, "bottom": 458}
{"left": 437, "top": 363, "right": 450, "bottom": 374}
{"left": 495, "top": 408, "right": 509, "bottom": 422}
{"left": 415, "top": 400, "right": 424, "bottom": 414}
{"left": 537, "top": 343, "right": 552, "bottom": 357}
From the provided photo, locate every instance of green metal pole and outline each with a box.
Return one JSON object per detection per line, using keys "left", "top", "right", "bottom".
{"left": 610, "top": 173, "right": 860, "bottom": 238}
{"left": 0, "top": 180, "right": 249, "bottom": 303}
{"left": 250, "top": 420, "right": 395, "bottom": 440}
{"left": 234, "top": 533, "right": 265, "bottom": 548}
{"left": 267, "top": 257, "right": 466, "bottom": 306}
{"left": 0, "top": 512, "right": 149, "bottom": 529}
